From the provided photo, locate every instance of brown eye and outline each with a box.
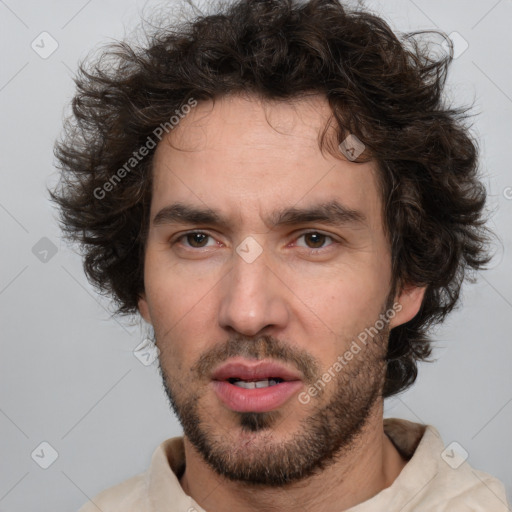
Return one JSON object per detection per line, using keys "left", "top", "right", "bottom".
{"left": 303, "top": 232, "right": 328, "bottom": 249}
{"left": 185, "top": 232, "right": 210, "bottom": 247}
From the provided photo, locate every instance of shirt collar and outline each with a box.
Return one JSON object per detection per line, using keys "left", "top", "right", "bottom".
{"left": 146, "top": 418, "right": 435, "bottom": 512}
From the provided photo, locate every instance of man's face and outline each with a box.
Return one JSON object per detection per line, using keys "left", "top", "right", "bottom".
{"left": 139, "top": 94, "right": 418, "bottom": 485}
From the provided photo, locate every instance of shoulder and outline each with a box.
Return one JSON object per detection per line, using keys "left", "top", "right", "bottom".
{"left": 383, "top": 419, "right": 510, "bottom": 511}
{"left": 77, "top": 472, "right": 148, "bottom": 512}
{"left": 76, "top": 436, "right": 186, "bottom": 512}
{"left": 426, "top": 458, "right": 509, "bottom": 511}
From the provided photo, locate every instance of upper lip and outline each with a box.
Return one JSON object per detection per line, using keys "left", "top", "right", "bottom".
{"left": 211, "top": 359, "right": 302, "bottom": 382}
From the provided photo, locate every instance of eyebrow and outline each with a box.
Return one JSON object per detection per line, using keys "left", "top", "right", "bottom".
{"left": 153, "top": 200, "right": 366, "bottom": 230}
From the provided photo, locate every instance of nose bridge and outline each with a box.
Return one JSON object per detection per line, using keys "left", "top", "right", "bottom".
{"left": 218, "top": 240, "right": 288, "bottom": 336}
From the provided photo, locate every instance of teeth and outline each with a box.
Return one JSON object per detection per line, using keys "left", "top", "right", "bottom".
{"left": 232, "top": 379, "right": 280, "bottom": 389}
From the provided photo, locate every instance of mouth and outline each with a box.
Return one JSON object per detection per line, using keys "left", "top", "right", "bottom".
{"left": 227, "top": 377, "right": 284, "bottom": 389}
{"left": 210, "top": 359, "right": 303, "bottom": 413}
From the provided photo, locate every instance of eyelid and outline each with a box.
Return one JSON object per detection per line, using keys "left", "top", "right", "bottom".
{"left": 171, "top": 229, "right": 341, "bottom": 250}
{"left": 172, "top": 230, "right": 220, "bottom": 248}
{"left": 292, "top": 229, "right": 338, "bottom": 249}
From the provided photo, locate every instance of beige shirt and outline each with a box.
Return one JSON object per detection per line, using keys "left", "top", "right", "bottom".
{"left": 78, "top": 418, "right": 510, "bottom": 511}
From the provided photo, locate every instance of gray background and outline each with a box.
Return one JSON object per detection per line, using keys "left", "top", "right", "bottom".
{"left": 1, "top": 0, "right": 511, "bottom": 510}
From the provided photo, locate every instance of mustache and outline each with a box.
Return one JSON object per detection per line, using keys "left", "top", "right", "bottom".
{"left": 191, "top": 334, "right": 320, "bottom": 384}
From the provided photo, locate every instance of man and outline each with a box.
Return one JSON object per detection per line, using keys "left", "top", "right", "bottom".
{"left": 52, "top": 0, "right": 509, "bottom": 510}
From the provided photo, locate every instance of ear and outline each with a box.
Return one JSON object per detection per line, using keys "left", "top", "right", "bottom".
{"left": 388, "top": 284, "right": 426, "bottom": 329}
{"left": 138, "top": 294, "right": 152, "bottom": 325}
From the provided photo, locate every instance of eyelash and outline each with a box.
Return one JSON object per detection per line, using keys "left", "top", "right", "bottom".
{"left": 173, "top": 230, "right": 338, "bottom": 252}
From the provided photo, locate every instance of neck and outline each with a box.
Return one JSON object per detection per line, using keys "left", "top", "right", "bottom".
{"left": 179, "top": 403, "right": 407, "bottom": 512}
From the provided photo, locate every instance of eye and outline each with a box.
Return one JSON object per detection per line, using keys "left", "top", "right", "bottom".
{"left": 177, "top": 231, "right": 218, "bottom": 249}
{"left": 173, "top": 230, "right": 337, "bottom": 252}
{"left": 295, "top": 231, "right": 335, "bottom": 250}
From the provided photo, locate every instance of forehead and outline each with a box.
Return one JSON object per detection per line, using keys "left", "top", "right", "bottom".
{"left": 150, "top": 94, "right": 383, "bottom": 230}
{"left": 155, "top": 93, "right": 345, "bottom": 169}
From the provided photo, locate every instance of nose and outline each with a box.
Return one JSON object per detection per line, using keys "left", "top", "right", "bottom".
{"left": 218, "top": 244, "right": 290, "bottom": 337}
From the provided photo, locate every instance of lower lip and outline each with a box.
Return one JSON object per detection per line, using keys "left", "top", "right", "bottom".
{"left": 211, "top": 380, "right": 303, "bottom": 413}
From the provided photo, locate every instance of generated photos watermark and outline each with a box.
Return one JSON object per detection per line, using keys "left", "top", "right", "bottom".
{"left": 93, "top": 97, "right": 198, "bottom": 200}
{"left": 298, "top": 301, "right": 402, "bottom": 405}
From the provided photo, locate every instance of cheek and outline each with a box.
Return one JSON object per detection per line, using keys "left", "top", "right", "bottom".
{"left": 291, "top": 258, "right": 391, "bottom": 341}
{"left": 145, "top": 246, "right": 211, "bottom": 317}
{"left": 145, "top": 260, "right": 219, "bottom": 364}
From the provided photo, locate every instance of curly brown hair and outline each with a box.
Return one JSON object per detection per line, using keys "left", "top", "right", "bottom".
{"left": 51, "top": 0, "right": 492, "bottom": 398}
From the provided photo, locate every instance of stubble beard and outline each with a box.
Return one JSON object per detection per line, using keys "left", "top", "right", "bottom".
{"left": 157, "top": 316, "right": 389, "bottom": 487}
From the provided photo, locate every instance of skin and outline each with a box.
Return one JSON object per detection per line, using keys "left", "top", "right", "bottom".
{"left": 138, "top": 93, "right": 425, "bottom": 511}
